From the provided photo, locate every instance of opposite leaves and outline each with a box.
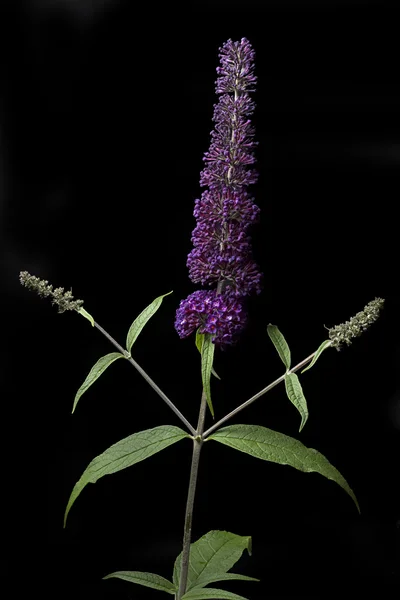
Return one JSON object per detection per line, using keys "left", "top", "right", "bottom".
{"left": 208, "top": 424, "right": 360, "bottom": 512}
{"left": 126, "top": 290, "right": 173, "bottom": 354}
{"left": 64, "top": 425, "right": 188, "bottom": 526}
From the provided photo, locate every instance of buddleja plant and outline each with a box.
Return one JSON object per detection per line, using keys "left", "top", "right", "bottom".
{"left": 20, "top": 39, "right": 384, "bottom": 600}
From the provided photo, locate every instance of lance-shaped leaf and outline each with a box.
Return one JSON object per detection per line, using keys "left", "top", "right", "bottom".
{"left": 103, "top": 571, "right": 176, "bottom": 594}
{"left": 64, "top": 425, "right": 188, "bottom": 526}
{"left": 301, "top": 340, "right": 332, "bottom": 373}
{"left": 208, "top": 425, "right": 360, "bottom": 512}
{"left": 173, "top": 530, "right": 252, "bottom": 592}
{"left": 267, "top": 324, "right": 291, "bottom": 370}
{"left": 284, "top": 373, "right": 309, "bottom": 432}
{"left": 126, "top": 290, "right": 173, "bottom": 353}
{"left": 182, "top": 589, "right": 250, "bottom": 600}
{"left": 72, "top": 352, "right": 125, "bottom": 413}
{"left": 201, "top": 334, "right": 215, "bottom": 417}
{"left": 196, "top": 329, "right": 221, "bottom": 380}
{"left": 78, "top": 307, "right": 94, "bottom": 327}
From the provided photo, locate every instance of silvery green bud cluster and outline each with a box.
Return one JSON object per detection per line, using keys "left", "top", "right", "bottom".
{"left": 19, "top": 271, "right": 84, "bottom": 313}
{"left": 328, "top": 297, "right": 385, "bottom": 350}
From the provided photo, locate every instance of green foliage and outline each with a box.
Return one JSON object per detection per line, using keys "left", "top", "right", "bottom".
{"left": 78, "top": 307, "right": 95, "bottom": 327}
{"left": 126, "top": 290, "right": 173, "bottom": 353}
{"left": 64, "top": 425, "right": 189, "bottom": 526}
{"left": 284, "top": 372, "right": 309, "bottom": 431}
{"left": 102, "top": 531, "right": 257, "bottom": 598}
{"left": 301, "top": 340, "right": 332, "bottom": 373}
{"left": 103, "top": 571, "right": 176, "bottom": 594}
{"left": 208, "top": 425, "right": 360, "bottom": 512}
{"left": 72, "top": 352, "right": 125, "bottom": 413}
{"left": 201, "top": 334, "right": 216, "bottom": 417}
{"left": 189, "top": 573, "right": 259, "bottom": 589}
{"left": 267, "top": 324, "right": 291, "bottom": 370}
{"left": 196, "top": 329, "right": 221, "bottom": 380}
{"left": 173, "top": 530, "right": 252, "bottom": 593}
{"left": 182, "top": 589, "right": 250, "bottom": 599}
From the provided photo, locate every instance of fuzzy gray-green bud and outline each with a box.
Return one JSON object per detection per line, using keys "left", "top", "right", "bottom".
{"left": 19, "top": 271, "right": 84, "bottom": 313}
{"left": 328, "top": 297, "right": 385, "bottom": 350}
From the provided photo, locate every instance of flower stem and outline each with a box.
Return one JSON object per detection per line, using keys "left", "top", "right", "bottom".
{"left": 93, "top": 320, "right": 196, "bottom": 436}
{"left": 202, "top": 344, "right": 331, "bottom": 439}
{"left": 177, "top": 389, "right": 208, "bottom": 599}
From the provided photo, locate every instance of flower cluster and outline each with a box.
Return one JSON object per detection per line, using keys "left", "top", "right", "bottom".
{"left": 19, "top": 271, "right": 84, "bottom": 313}
{"left": 175, "top": 289, "right": 247, "bottom": 346}
{"left": 328, "top": 297, "right": 385, "bottom": 350}
{"left": 176, "top": 38, "right": 262, "bottom": 346}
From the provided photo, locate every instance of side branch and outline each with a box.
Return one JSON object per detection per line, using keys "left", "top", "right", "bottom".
{"left": 94, "top": 321, "right": 196, "bottom": 436}
{"left": 202, "top": 345, "right": 331, "bottom": 439}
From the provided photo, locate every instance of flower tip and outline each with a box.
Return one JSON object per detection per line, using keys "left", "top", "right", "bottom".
{"left": 328, "top": 297, "right": 385, "bottom": 350}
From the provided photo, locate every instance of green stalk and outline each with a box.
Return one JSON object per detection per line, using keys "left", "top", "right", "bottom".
{"left": 176, "top": 389, "right": 208, "bottom": 599}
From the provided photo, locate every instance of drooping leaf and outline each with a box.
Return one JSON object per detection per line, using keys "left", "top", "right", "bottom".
{"left": 103, "top": 571, "right": 176, "bottom": 594}
{"left": 191, "top": 573, "right": 259, "bottom": 590}
{"left": 284, "top": 373, "right": 309, "bottom": 432}
{"left": 173, "top": 530, "right": 252, "bottom": 592}
{"left": 301, "top": 340, "right": 332, "bottom": 373}
{"left": 208, "top": 425, "right": 360, "bottom": 512}
{"left": 64, "top": 425, "right": 188, "bottom": 526}
{"left": 201, "top": 334, "right": 215, "bottom": 417}
{"left": 72, "top": 352, "right": 125, "bottom": 413}
{"left": 267, "top": 324, "right": 291, "bottom": 370}
{"left": 126, "top": 291, "right": 173, "bottom": 353}
{"left": 182, "top": 589, "right": 249, "bottom": 600}
{"left": 78, "top": 307, "right": 94, "bottom": 327}
{"left": 196, "top": 329, "right": 221, "bottom": 380}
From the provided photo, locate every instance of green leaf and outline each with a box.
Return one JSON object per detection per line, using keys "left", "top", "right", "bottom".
{"left": 126, "top": 290, "right": 173, "bottom": 353}
{"left": 191, "top": 573, "right": 259, "bottom": 589}
{"left": 284, "top": 373, "right": 309, "bottom": 432}
{"left": 173, "top": 530, "right": 252, "bottom": 592}
{"left": 208, "top": 425, "right": 360, "bottom": 512}
{"left": 103, "top": 571, "right": 176, "bottom": 594}
{"left": 267, "top": 324, "right": 291, "bottom": 370}
{"left": 72, "top": 352, "right": 125, "bottom": 413}
{"left": 78, "top": 307, "right": 94, "bottom": 327}
{"left": 201, "top": 334, "right": 215, "bottom": 417}
{"left": 64, "top": 425, "right": 188, "bottom": 526}
{"left": 301, "top": 340, "right": 332, "bottom": 373}
{"left": 182, "top": 589, "right": 249, "bottom": 600}
{"left": 196, "top": 329, "right": 221, "bottom": 380}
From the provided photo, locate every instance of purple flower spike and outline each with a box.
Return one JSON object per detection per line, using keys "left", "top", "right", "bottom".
{"left": 175, "top": 38, "right": 263, "bottom": 346}
{"left": 175, "top": 290, "right": 247, "bottom": 347}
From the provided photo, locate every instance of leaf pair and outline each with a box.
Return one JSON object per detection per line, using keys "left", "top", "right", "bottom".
{"left": 104, "top": 530, "right": 258, "bottom": 599}
{"left": 267, "top": 325, "right": 331, "bottom": 432}
{"left": 73, "top": 291, "right": 172, "bottom": 413}
{"left": 64, "top": 420, "right": 359, "bottom": 528}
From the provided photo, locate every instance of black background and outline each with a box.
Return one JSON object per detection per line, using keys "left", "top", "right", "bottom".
{"left": 1, "top": 0, "right": 399, "bottom": 598}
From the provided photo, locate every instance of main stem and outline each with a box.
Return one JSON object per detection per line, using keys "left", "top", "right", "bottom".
{"left": 176, "top": 389, "right": 208, "bottom": 599}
